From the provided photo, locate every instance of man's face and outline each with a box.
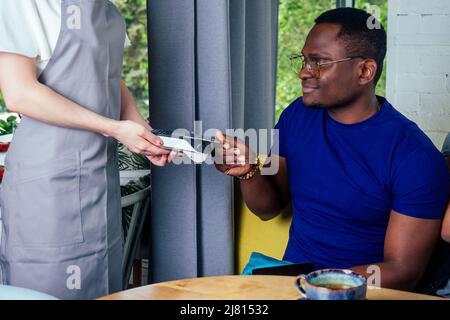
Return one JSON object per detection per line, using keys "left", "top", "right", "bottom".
{"left": 300, "top": 23, "right": 363, "bottom": 109}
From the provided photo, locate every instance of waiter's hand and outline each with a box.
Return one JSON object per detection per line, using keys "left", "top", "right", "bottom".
{"left": 113, "top": 120, "right": 176, "bottom": 166}
{"left": 147, "top": 150, "right": 179, "bottom": 167}
{"left": 214, "top": 131, "right": 257, "bottom": 177}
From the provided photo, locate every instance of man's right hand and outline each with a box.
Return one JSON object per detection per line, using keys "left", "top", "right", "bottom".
{"left": 214, "top": 130, "right": 290, "bottom": 220}
{"left": 214, "top": 131, "right": 257, "bottom": 177}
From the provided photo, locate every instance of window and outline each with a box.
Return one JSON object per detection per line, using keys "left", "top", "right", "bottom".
{"left": 116, "top": 0, "right": 149, "bottom": 120}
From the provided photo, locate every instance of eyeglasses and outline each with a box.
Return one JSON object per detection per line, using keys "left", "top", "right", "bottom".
{"left": 290, "top": 54, "right": 364, "bottom": 79}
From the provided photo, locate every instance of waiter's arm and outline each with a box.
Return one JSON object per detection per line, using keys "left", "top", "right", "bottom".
{"left": 119, "top": 80, "right": 177, "bottom": 165}
{"left": 120, "top": 80, "right": 151, "bottom": 130}
{"left": 0, "top": 52, "right": 170, "bottom": 161}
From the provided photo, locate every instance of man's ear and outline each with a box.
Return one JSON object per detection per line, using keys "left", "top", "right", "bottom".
{"left": 358, "top": 59, "right": 377, "bottom": 86}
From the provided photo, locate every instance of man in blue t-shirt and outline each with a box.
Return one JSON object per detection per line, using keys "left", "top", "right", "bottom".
{"left": 215, "top": 8, "right": 449, "bottom": 290}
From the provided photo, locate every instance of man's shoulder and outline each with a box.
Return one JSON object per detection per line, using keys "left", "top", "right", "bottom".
{"left": 382, "top": 100, "right": 417, "bottom": 131}
{"left": 383, "top": 101, "right": 437, "bottom": 152}
{"left": 381, "top": 102, "right": 445, "bottom": 176}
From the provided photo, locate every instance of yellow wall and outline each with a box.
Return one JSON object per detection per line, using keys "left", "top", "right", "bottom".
{"left": 235, "top": 195, "right": 293, "bottom": 274}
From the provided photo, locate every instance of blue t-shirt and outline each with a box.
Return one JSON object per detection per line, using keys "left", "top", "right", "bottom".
{"left": 274, "top": 97, "right": 450, "bottom": 269}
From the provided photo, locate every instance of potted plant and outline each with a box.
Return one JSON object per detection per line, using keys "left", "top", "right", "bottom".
{"left": 0, "top": 115, "right": 18, "bottom": 147}
{"left": 0, "top": 115, "right": 18, "bottom": 182}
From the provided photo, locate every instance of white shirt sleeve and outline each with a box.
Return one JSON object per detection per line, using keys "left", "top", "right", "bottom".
{"left": 0, "top": 0, "right": 131, "bottom": 71}
{"left": 0, "top": 0, "right": 45, "bottom": 59}
{"left": 0, "top": 0, "right": 60, "bottom": 74}
{"left": 125, "top": 33, "right": 132, "bottom": 48}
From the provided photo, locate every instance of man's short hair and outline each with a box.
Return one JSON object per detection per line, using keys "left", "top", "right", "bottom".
{"left": 315, "top": 8, "right": 387, "bottom": 85}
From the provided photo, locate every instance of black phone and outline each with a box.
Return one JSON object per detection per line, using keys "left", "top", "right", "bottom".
{"left": 252, "top": 263, "right": 316, "bottom": 276}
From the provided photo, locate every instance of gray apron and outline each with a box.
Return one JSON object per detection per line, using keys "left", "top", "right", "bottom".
{"left": 0, "top": 0, "right": 125, "bottom": 299}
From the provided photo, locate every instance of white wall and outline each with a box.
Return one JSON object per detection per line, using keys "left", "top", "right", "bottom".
{"left": 387, "top": 0, "right": 450, "bottom": 149}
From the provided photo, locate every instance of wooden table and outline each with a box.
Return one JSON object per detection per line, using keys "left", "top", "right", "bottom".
{"left": 99, "top": 275, "right": 445, "bottom": 300}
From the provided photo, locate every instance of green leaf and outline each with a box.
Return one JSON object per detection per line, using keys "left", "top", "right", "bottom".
{"left": 0, "top": 92, "right": 6, "bottom": 114}
{"left": 6, "top": 115, "right": 16, "bottom": 123}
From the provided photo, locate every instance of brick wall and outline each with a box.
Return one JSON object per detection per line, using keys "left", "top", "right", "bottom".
{"left": 387, "top": 0, "right": 450, "bottom": 149}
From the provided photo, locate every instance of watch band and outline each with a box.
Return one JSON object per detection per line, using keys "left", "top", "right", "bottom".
{"left": 236, "top": 157, "right": 261, "bottom": 180}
